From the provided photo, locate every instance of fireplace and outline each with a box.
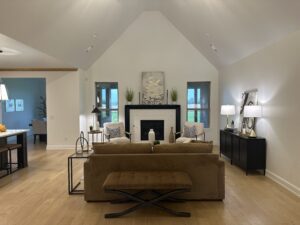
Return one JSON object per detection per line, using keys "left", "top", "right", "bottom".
{"left": 125, "top": 105, "right": 181, "bottom": 142}
{"left": 140, "top": 120, "right": 164, "bottom": 141}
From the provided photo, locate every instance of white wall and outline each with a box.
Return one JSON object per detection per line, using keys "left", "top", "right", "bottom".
{"left": 84, "top": 11, "right": 219, "bottom": 142}
{"left": 0, "top": 71, "right": 81, "bottom": 150}
{"left": 220, "top": 30, "right": 300, "bottom": 197}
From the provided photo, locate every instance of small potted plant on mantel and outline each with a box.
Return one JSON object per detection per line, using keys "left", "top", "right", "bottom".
{"left": 170, "top": 89, "right": 178, "bottom": 104}
{"left": 126, "top": 88, "right": 134, "bottom": 104}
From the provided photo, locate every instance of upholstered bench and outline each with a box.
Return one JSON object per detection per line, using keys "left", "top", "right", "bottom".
{"left": 103, "top": 171, "right": 192, "bottom": 218}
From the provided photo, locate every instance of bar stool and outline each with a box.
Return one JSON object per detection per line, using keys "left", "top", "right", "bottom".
{"left": 0, "top": 146, "right": 9, "bottom": 178}
{"left": 6, "top": 144, "right": 22, "bottom": 173}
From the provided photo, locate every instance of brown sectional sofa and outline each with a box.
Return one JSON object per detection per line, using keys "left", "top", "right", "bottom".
{"left": 84, "top": 143, "right": 225, "bottom": 202}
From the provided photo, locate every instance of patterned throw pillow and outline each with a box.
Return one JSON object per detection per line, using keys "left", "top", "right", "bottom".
{"left": 183, "top": 125, "right": 197, "bottom": 138}
{"left": 106, "top": 127, "right": 121, "bottom": 138}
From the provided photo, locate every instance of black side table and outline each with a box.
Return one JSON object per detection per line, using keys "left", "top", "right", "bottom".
{"left": 68, "top": 151, "right": 93, "bottom": 195}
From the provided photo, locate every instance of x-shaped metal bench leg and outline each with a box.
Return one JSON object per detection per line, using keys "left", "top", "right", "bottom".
{"left": 104, "top": 189, "right": 191, "bottom": 218}
{"left": 150, "top": 190, "right": 185, "bottom": 202}
{"left": 110, "top": 190, "right": 148, "bottom": 204}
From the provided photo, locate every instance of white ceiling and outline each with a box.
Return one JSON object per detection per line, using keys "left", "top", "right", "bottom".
{"left": 160, "top": 0, "right": 300, "bottom": 68}
{"left": 0, "top": 33, "right": 70, "bottom": 68}
{"left": 1, "top": 0, "right": 300, "bottom": 69}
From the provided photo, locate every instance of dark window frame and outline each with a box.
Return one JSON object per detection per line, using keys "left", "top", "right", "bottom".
{"left": 95, "top": 82, "right": 119, "bottom": 127}
{"left": 186, "top": 81, "right": 211, "bottom": 128}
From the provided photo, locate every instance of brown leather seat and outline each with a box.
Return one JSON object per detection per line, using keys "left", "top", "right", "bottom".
{"left": 103, "top": 171, "right": 192, "bottom": 190}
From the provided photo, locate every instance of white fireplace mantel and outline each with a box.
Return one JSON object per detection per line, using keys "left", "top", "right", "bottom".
{"left": 125, "top": 105, "right": 181, "bottom": 142}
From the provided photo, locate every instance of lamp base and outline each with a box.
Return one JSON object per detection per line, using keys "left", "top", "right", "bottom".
{"left": 224, "top": 128, "right": 235, "bottom": 133}
{"left": 224, "top": 123, "right": 231, "bottom": 129}
{"left": 248, "top": 129, "right": 257, "bottom": 138}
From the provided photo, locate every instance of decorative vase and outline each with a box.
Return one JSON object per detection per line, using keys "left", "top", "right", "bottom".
{"left": 148, "top": 129, "right": 155, "bottom": 144}
{"left": 127, "top": 101, "right": 132, "bottom": 105}
{"left": 172, "top": 101, "right": 177, "bottom": 105}
{"left": 169, "top": 127, "right": 175, "bottom": 143}
{"left": 131, "top": 124, "right": 136, "bottom": 142}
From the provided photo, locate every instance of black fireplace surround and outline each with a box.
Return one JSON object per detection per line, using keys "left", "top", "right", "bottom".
{"left": 140, "top": 120, "right": 164, "bottom": 141}
{"left": 124, "top": 105, "right": 181, "bottom": 139}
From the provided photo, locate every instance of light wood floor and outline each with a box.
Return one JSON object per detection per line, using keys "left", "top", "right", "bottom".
{"left": 0, "top": 143, "right": 299, "bottom": 225}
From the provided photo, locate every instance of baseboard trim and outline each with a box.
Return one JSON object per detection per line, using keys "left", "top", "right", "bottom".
{"left": 46, "top": 145, "right": 75, "bottom": 150}
{"left": 266, "top": 169, "right": 300, "bottom": 197}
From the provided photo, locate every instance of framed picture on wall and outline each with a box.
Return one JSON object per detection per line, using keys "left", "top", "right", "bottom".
{"left": 6, "top": 99, "right": 15, "bottom": 112}
{"left": 141, "top": 71, "right": 165, "bottom": 105}
{"left": 239, "top": 89, "right": 258, "bottom": 133}
{"left": 16, "top": 99, "right": 24, "bottom": 112}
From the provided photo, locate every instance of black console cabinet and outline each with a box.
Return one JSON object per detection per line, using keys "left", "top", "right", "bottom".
{"left": 220, "top": 130, "right": 266, "bottom": 175}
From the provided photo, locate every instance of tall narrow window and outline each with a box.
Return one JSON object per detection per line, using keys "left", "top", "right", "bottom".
{"left": 187, "top": 82, "right": 210, "bottom": 128}
{"left": 95, "top": 82, "right": 119, "bottom": 127}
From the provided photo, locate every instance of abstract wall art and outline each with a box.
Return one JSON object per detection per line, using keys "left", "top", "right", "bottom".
{"left": 240, "top": 89, "right": 258, "bottom": 133}
{"left": 141, "top": 71, "right": 165, "bottom": 105}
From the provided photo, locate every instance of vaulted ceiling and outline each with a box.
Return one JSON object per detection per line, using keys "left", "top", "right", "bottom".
{"left": 1, "top": 0, "right": 300, "bottom": 70}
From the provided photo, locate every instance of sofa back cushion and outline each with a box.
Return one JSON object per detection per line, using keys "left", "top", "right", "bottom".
{"left": 93, "top": 143, "right": 152, "bottom": 154}
{"left": 153, "top": 143, "right": 213, "bottom": 154}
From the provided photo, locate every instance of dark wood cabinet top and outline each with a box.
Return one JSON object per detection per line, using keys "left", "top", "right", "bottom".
{"left": 220, "top": 129, "right": 265, "bottom": 140}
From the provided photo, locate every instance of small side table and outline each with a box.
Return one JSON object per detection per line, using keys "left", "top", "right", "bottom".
{"left": 68, "top": 151, "right": 93, "bottom": 195}
{"left": 88, "top": 129, "right": 104, "bottom": 143}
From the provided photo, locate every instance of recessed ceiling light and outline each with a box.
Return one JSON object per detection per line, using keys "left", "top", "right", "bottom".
{"left": 210, "top": 43, "right": 218, "bottom": 53}
{"left": 93, "top": 33, "right": 97, "bottom": 38}
{"left": 0, "top": 47, "right": 21, "bottom": 56}
{"left": 85, "top": 45, "right": 93, "bottom": 53}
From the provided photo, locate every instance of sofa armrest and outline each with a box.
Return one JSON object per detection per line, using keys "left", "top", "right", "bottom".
{"left": 195, "top": 132, "right": 205, "bottom": 141}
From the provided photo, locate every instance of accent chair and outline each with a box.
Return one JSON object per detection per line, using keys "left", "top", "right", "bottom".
{"left": 176, "top": 122, "right": 205, "bottom": 143}
{"left": 32, "top": 119, "right": 47, "bottom": 144}
{"left": 103, "top": 122, "right": 131, "bottom": 143}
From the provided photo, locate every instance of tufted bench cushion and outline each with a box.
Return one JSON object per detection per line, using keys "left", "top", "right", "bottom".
{"left": 103, "top": 171, "right": 192, "bottom": 190}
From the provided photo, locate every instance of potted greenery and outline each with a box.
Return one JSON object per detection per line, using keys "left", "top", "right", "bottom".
{"left": 37, "top": 96, "right": 47, "bottom": 119}
{"left": 170, "top": 89, "right": 178, "bottom": 104}
{"left": 126, "top": 88, "right": 134, "bottom": 104}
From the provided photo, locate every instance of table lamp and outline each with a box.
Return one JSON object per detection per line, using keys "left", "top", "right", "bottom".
{"left": 244, "top": 105, "right": 262, "bottom": 137}
{"left": 221, "top": 105, "right": 235, "bottom": 129}
{"left": 91, "top": 106, "right": 100, "bottom": 130}
{"left": 0, "top": 83, "right": 8, "bottom": 100}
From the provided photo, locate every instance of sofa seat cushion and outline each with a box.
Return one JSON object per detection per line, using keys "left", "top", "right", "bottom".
{"left": 93, "top": 143, "right": 152, "bottom": 154}
{"left": 103, "top": 171, "right": 192, "bottom": 190}
{"left": 154, "top": 143, "right": 213, "bottom": 154}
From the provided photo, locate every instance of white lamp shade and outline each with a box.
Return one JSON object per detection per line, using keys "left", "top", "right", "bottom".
{"left": 221, "top": 105, "right": 235, "bottom": 115}
{"left": 0, "top": 84, "right": 8, "bottom": 100}
{"left": 244, "top": 105, "right": 262, "bottom": 118}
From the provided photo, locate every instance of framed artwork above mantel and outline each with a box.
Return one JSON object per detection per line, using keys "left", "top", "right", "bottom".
{"left": 141, "top": 71, "right": 165, "bottom": 105}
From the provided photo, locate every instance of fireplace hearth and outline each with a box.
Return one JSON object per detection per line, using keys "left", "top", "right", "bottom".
{"left": 140, "top": 120, "right": 164, "bottom": 141}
